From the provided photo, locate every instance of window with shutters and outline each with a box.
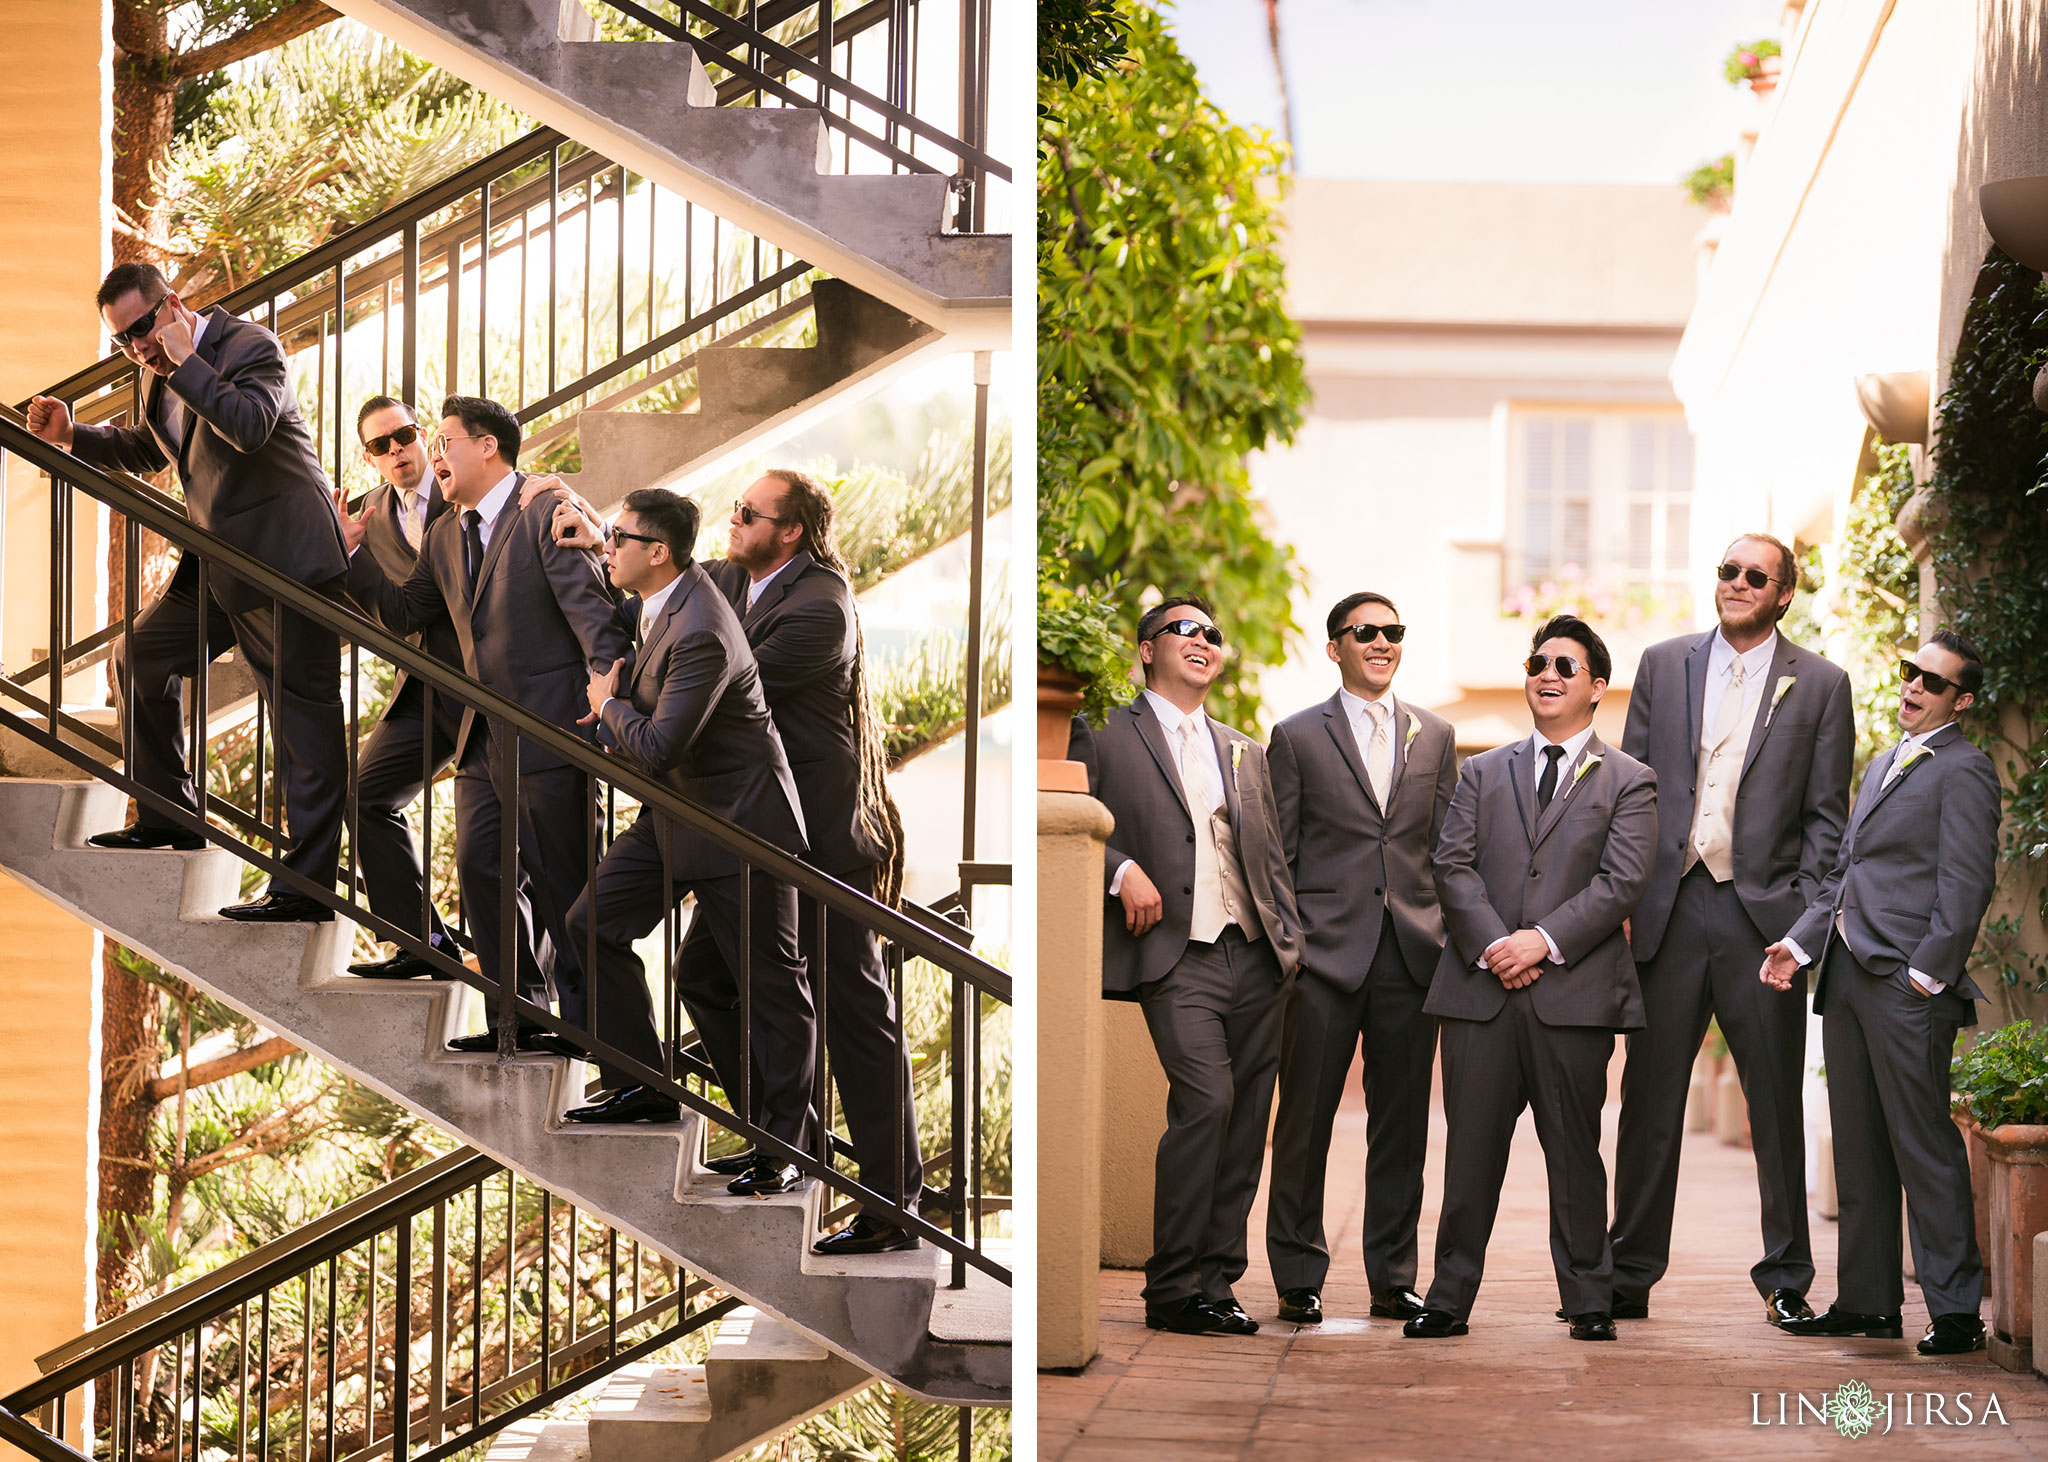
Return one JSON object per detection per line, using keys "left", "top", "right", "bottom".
{"left": 1510, "top": 409, "right": 1693, "bottom": 601}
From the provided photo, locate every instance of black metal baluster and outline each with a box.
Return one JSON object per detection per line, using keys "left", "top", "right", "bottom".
{"left": 193, "top": 561, "right": 209, "bottom": 843}
{"left": 325, "top": 1258, "right": 337, "bottom": 1462}
{"left": 813, "top": 899, "right": 830, "bottom": 1171}
{"left": 539, "top": 1191, "right": 554, "bottom": 1392}
{"left": 615, "top": 168, "right": 627, "bottom": 363}
{"left": 548, "top": 146, "right": 560, "bottom": 396}
{"left": 403, "top": 219, "right": 420, "bottom": 409}
{"left": 237, "top": 1300, "right": 249, "bottom": 1459}
{"left": 478, "top": 181, "right": 491, "bottom": 398}
{"left": 348, "top": 642, "right": 360, "bottom": 915}
{"left": 334, "top": 264, "right": 346, "bottom": 485}
{"left": 366, "top": 1236, "right": 380, "bottom": 1448}
{"left": 951, "top": 970, "right": 967, "bottom": 1287}
{"left": 496, "top": 732, "right": 520, "bottom": 1061}
{"left": 430, "top": 1198, "right": 447, "bottom": 1451}
{"left": 259, "top": 1289, "right": 272, "bottom": 1462}
{"left": 421, "top": 683, "right": 435, "bottom": 950}
{"left": 738, "top": 857, "right": 751, "bottom": 1135}
{"left": 393, "top": 1213, "right": 411, "bottom": 1461}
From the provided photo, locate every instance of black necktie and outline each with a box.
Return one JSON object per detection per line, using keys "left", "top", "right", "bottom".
{"left": 462, "top": 509, "right": 484, "bottom": 594}
{"left": 1537, "top": 743, "right": 1564, "bottom": 812}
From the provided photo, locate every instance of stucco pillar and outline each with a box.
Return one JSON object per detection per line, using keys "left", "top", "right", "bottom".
{"left": 1037, "top": 790, "right": 1111, "bottom": 1370}
{"left": 1099, "top": 1003, "right": 1169, "bottom": 1270}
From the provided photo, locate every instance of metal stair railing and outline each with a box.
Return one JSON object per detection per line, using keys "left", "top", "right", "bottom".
{"left": 0, "top": 406, "right": 1011, "bottom": 1294}
{"left": 596, "top": 0, "right": 1007, "bottom": 232}
{"left": 0, "top": 1145, "right": 756, "bottom": 1462}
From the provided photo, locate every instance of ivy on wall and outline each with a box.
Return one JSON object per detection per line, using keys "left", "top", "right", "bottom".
{"left": 1923, "top": 249, "right": 2048, "bottom": 989}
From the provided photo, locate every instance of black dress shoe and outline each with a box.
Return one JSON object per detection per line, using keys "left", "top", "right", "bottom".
{"left": 1777, "top": 1305, "right": 1903, "bottom": 1339}
{"left": 1765, "top": 1288, "right": 1815, "bottom": 1326}
{"left": 1207, "top": 1298, "right": 1259, "bottom": 1335}
{"left": 1278, "top": 1288, "right": 1323, "bottom": 1324}
{"left": 220, "top": 891, "right": 333, "bottom": 923}
{"left": 89, "top": 822, "right": 204, "bottom": 851}
{"left": 563, "top": 1085, "right": 681, "bottom": 1124}
{"left": 348, "top": 946, "right": 450, "bottom": 979}
{"left": 1370, "top": 1287, "right": 1426, "bottom": 1320}
{"left": 1918, "top": 1313, "right": 1987, "bottom": 1355}
{"left": 813, "top": 1214, "right": 921, "bottom": 1256}
{"left": 727, "top": 1156, "right": 802, "bottom": 1196}
{"left": 447, "top": 1026, "right": 588, "bottom": 1059}
{"left": 703, "top": 1148, "right": 760, "bottom": 1176}
{"left": 1145, "top": 1297, "right": 1233, "bottom": 1334}
{"left": 1402, "top": 1308, "right": 1468, "bottom": 1338}
{"left": 1568, "top": 1311, "right": 1618, "bottom": 1341}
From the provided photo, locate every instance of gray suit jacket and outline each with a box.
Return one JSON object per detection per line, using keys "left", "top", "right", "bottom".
{"left": 344, "top": 473, "right": 628, "bottom": 772}
{"left": 1786, "top": 719, "right": 1998, "bottom": 1012}
{"left": 351, "top": 478, "right": 463, "bottom": 731}
{"left": 1268, "top": 691, "right": 1458, "bottom": 990}
{"left": 704, "top": 553, "right": 886, "bottom": 875}
{"left": 598, "top": 563, "right": 808, "bottom": 883}
{"left": 71, "top": 306, "right": 348, "bottom": 613}
{"left": 1624, "top": 629, "right": 1853, "bottom": 961}
{"left": 1071, "top": 700, "right": 1302, "bottom": 999}
{"left": 1427, "top": 732, "right": 1658, "bottom": 1029}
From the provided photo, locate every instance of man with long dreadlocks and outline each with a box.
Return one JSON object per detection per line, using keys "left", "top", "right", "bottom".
{"left": 526, "top": 468, "right": 924, "bottom": 1254}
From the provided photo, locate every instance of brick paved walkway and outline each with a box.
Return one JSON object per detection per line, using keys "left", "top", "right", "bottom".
{"left": 1040, "top": 1056, "right": 2048, "bottom": 1458}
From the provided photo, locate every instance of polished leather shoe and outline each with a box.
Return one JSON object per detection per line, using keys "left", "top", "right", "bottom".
{"left": 703, "top": 1148, "right": 760, "bottom": 1176}
{"left": 89, "top": 822, "right": 204, "bottom": 851}
{"left": 1568, "top": 1311, "right": 1618, "bottom": 1342}
{"left": 727, "top": 1156, "right": 802, "bottom": 1197}
{"left": 1918, "top": 1313, "right": 1987, "bottom": 1355}
{"left": 447, "top": 1026, "right": 587, "bottom": 1059}
{"left": 349, "top": 946, "right": 450, "bottom": 980}
{"left": 1765, "top": 1288, "right": 1815, "bottom": 1326}
{"left": 1370, "top": 1287, "right": 1427, "bottom": 1320}
{"left": 813, "top": 1214, "right": 920, "bottom": 1256}
{"left": 220, "top": 891, "right": 332, "bottom": 923}
{"left": 1207, "top": 1298, "right": 1259, "bottom": 1335}
{"left": 1277, "top": 1288, "right": 1323, "bottom": 1324}
{"left": 1777, "top": 1305, "right": 1903, "bottom": 1339}
{"left": 563, "top": 1085, "right": 680, "bottom": 1125}
{"left": 1145, "top": 1297, "right": 1234, "bottom": 1335}
{"left": 1402, "top": 1309, "right": 1468, "bottom": 1338}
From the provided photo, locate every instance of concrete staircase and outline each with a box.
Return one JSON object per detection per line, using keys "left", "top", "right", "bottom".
{"left": 485, "top": 1307, "right": 869, "bottom": 1462}
{"left": 556, "top": 279, "right": 933, "bottom": 513}
{"left": 325, "top": 0, "right": 1008, "bottom": 346}
{"left": 0, "top": 778, "right": 1007, "bottom": 1405}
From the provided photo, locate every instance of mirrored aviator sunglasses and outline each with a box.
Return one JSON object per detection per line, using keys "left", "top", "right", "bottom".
{"left": 1524, "top": 652, "right": 1583, "bottom": 679}
{"left": 1151, "top": 618, "right": 1225, "bottom": 647}
{"left": 363, "top": 423, "right": 421, "bottom": 457}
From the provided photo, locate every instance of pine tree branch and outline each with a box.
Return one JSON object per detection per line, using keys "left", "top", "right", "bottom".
{"left": 143, "top": 1035, "right": 300, "bottom": 1102}
{"left": 172, "top": 1, "right": 341, "bottom": 79}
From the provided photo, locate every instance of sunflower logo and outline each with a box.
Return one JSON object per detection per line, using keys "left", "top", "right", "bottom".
{"left": 1827, "top": 1380, "right": 1880, "bottom": 1439}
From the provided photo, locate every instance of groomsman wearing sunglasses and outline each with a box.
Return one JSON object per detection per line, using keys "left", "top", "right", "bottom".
{"left": 1608, "top": 534, "right": 1853, "bottom": 1327}
{"left": 1070, "top": 596, "right": 1302, "bottom": 1336}
{"left": 27, "top": 263, "right": 350, "bottom": 920}
{"left": 1767, "top": 632, "right": 1999, "bottom": 1356}
{"left": 334, "top": 398, "right": 463, "bottom": 977}
{"left": 1406, "top": 615, "right": 1656, "bottom": 1342}
{"left": 1263, "top": 593, "right": 1457, "bottom": 1326}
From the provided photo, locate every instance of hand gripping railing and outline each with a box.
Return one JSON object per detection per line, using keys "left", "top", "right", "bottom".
{"left": 0, "top": 407, "right": 1011, "bottom": 1294}
{"left": 0, "top": 1145, "right": 752, "bottom": 1462}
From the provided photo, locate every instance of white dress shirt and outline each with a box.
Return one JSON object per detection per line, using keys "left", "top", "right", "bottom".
{"left": 1780, "top": 719, "right": 1954, "bottom": 994}
{"left": 1701, "top": 628, "right": 1776, "bottom": 745}
{"left": 600, "top": 572, "right": 680, "bottom": 719}
{"left": 746, "top": 554, "right": 798, "bottom": 612}
{"left": 1108, "top": 689, "right": 1225, "bottom": 896}
{"left": 1480, "top": 723, "right": 1598, "bottom": 972}
{"left": 467, "top": 470, "right": 519, "bottom": 550}
{"left": 1339, "top": 685, "right": 1397, "bottom": 801}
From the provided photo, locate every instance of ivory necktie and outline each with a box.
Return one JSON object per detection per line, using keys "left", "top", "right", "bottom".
{"left": 1882, "top": 742, "right": 1912, "bottom": 786}
{"left": 401, "top": 490, "right": 423, "bottom": 552}
{"left": 1178, "top": 718, "right": 1215, "bottom": 814}
{"left": 1364, "top": 702, "right": 1392, "bottom": 807}
{"left": 1708, "top": 658, "right": 1746, "bottom": 748}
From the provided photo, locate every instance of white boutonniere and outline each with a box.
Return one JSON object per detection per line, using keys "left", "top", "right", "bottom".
{"left": 1572, "top": 749, "right": 1603, "bottom": 787}
{"left": 1230, "top": 739, "right": 1245, "bottom": 786}
{"left": 1404, "top": 710, "right": 1420, "bottom": 748}
{"left": 1896, "top": 743, "right": 1934, "bottom": 775}
{"left": 1764, "top": 674, "right": 1797, "bottom": 727}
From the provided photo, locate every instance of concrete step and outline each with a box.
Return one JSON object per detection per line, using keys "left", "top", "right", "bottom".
{"left": 0, "top": 778, "right": 1007, "bottom": 1404}
{"left": 323, "top": 0, "right": 1007, "bottom": 343}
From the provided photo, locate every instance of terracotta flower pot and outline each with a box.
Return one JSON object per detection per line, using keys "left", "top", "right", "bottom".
{"left": 1975, "top": 1124, "right": 2048, "bottom": 1370}
{"left": 1037, "top": 664, "right": 1086, "bottom": 762}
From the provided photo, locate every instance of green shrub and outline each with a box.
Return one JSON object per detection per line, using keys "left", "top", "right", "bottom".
{"left": 1951, "top": 1019, "right": 2048, "bottom": 1129}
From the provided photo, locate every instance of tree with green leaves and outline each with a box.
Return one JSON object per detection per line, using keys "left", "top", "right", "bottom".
{"left": 1038, "top": 0, "right": 1309, "bottom": 732}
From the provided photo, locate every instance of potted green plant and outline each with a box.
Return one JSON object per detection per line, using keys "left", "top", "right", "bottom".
{"left": 1950, "top": 1019, "right": 2048, "bottom": 1370}
{"left": 1723, "top": 38, "right": 1783, "bottom": 96}
{"left": 1036, "top": 578, "right": 1132, "bottom": 765}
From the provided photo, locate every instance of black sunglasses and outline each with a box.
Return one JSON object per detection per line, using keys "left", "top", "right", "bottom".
{"left": 1717, "top": 561, "right": 1784, "bottom": 591}
{"left": 1899, "top": 658, "right": 1958, "bottom": 697}
{"left": 1148, "top": 618, "right": 1225, "bottom": 648}
{"left": 734, "top": 500, "right": 788, "bottom": 527}
{"left": 1525, "top": 653, "right": 1586, "bottom": 679}
{"left": 610, "top": 528, "right": 664, "bottom": 549}
{"left": 362, "top": 423, "right": 421, "bottom": 457}
{"left": 1336, "top": 622, "right": 1407, "bottom": 646}
{"left": 110, "top": 295, "right": 170, "bottom": 350}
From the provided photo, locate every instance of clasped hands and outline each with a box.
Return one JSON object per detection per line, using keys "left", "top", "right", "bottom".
{"left": 1482, "top": 929, "right": 1550, "bottom": 989}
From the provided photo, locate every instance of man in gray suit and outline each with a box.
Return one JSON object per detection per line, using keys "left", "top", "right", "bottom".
{"left": 339, "top": 397, "right": 464, "bottom": 978}
{"left": 341, "top": 396, "right": 628, "bottom": 1055}
{"left": 29, "top": 262, "right": 350, "bottom": 922}
{"left": 1769, "top": 630, "right": 2000, "bottom": 1356}
{"left": 1264, "top": 591, "right": 1458, "bottom": 1325}
{"left": 1610, "top": 533, "right": 1854, "bottom": 1324}
{"left": 1070, "top": 595, "right": 1302, "bottom": 1336}
{"left": 1405, "top": 614, "right": 1656, "bottom": 1343}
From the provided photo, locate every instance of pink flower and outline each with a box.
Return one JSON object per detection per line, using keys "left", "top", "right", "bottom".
{"left": 1738, "top": 50, "right": 1759, "bottom": 68}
